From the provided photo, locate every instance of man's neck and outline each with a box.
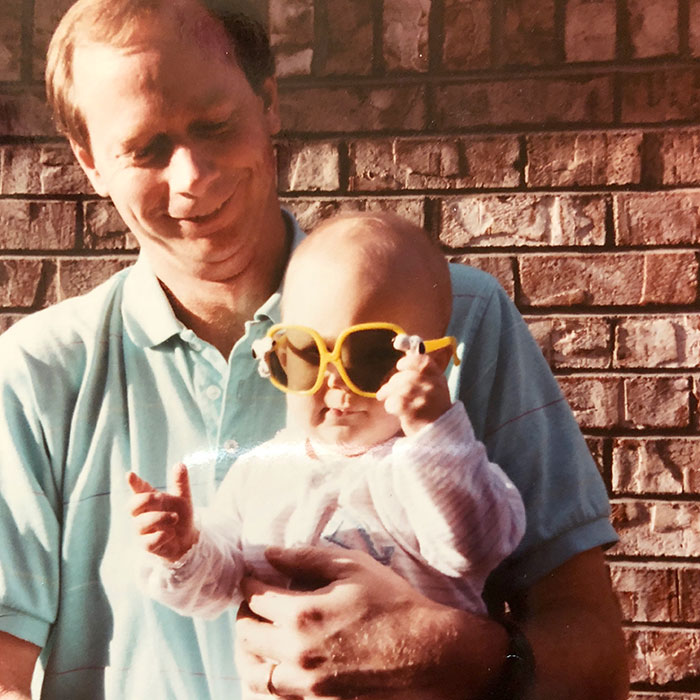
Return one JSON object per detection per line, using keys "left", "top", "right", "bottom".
{"left": 154, "top": 212, "right": 290, "bottom": 358}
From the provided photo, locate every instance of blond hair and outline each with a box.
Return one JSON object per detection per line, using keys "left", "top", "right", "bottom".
{"left": 45, "top": 0, "right": 274, "bottom": 152}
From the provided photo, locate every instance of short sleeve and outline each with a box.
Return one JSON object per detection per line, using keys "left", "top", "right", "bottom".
{"left": 0, "top": 331, "right": 64, "bottom": 647}
{"left": 446, "top": 264, "right": 617, "bottom": 598}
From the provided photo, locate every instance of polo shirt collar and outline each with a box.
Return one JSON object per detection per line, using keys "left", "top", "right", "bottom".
{"left": 122, "top": 209, "right": 306, "bottom": 349}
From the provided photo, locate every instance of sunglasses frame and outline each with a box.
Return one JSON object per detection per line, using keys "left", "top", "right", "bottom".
{"left": 263, "top": 321, "right": 460, "bottom": 398}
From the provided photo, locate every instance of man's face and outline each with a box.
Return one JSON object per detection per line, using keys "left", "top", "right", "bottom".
{"left": 70, "top": 9, "right": 281, "bottom": 282}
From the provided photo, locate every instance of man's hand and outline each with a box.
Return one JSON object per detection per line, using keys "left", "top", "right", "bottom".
{"left": 127, "top": 464, "right": 199, "bottom": 562}
{"left": 235, "top": 545, "right": 506, "bottom": 699}
{"left": 375, "top": 353, "right": 453, "bottom": 437}
{"left": 235, "top": 545, "right": 629, "bottom": 700}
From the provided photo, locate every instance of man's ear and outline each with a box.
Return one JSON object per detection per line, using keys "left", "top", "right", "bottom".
{"left": 69, "top": 138, "right": 109, "bottom": 197}
{"left": 259, "top": 76, "right": 281, "bottom": 136}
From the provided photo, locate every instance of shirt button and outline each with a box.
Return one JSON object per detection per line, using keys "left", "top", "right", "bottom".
{"left": 224, "top": 439, "right": 239, "bottom": 451}
{"left": 205, "top": 385, "right": 222, "bottom": 400}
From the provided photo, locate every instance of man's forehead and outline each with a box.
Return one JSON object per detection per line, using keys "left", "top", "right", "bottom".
{"left": 72, "top": 0, "right": 235, "bottom": 61}
{"left": 70, "top": 38, "right": 242, "bottom": 148}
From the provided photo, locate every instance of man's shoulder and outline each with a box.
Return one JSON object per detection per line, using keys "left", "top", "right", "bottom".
{"left": 0, "top": 266, "right": 133, "bottom": 362}
{"left": 448, "top": 262, "right": 505, "bottom": 307}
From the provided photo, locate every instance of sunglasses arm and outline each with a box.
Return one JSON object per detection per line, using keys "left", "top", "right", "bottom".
{"left": 395, "top": 334, "right": 461, "bottom": 366}
{"left": 251, "top": 336, "right": 276, "bottom": 378}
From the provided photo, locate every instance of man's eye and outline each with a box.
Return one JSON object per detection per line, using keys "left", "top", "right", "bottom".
{"left": 133, "top": 134, "right": 172, "bottom": 166}
{"left": 194, "top": 120, "right": 232, "bottom": 138}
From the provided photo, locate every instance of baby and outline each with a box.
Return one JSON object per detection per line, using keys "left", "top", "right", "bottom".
{"left": 128, "top": 212, "right": 525, "bottom": 619}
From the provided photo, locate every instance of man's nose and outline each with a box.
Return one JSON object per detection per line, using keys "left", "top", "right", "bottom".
{"left": 167, "top": 144, "right": 217, "bottom": 197}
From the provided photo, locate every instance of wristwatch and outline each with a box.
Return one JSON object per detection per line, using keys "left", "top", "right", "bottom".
{"left": 481, "top": 618, "right": 536, "bottom": 699}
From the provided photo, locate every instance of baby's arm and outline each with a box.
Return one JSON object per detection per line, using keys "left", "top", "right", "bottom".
{"left": 128, "top": 464, "right": 245, "bottom": 618}
{"left": 374, "top": 355, "right": 525, "bottom": 578}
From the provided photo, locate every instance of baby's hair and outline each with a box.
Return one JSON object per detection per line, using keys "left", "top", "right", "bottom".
{"left": 291, "top": 212, "right": 453, "bottom": 335}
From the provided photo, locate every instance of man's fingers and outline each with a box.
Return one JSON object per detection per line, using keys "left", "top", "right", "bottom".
{"left": 235, "top": 615, "right": 305, "bottom": 699}
{"left": 241, "top": 577, "right": 307, "bottom": 627}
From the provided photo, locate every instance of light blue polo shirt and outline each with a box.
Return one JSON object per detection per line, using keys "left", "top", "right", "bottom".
{"left": 0, "top": 215, "right": 616, "bottom": 699}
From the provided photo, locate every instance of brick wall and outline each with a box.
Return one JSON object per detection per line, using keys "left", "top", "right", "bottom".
{"left": 1, "top": 0, "right": 699, "bottom": 695}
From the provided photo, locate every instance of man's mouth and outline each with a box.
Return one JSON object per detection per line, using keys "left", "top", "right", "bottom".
{"left": 173, "top": 194, "right": 232, "bottom": 223}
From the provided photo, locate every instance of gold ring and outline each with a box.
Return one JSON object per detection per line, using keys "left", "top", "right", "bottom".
{"left": 267, "top": 662, "right": 279, "bottom": 696}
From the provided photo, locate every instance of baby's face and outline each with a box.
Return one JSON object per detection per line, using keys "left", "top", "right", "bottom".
{"left": 280, "top": 243, "right": 441, "bottom": 454}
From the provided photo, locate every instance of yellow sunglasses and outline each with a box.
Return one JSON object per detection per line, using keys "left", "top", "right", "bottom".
{"left": 253, "top": 322, "right": 460, "bottom": 398}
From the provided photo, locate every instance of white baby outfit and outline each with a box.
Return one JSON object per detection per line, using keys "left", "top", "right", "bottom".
{"left": 140, "top": 402, "right": 526, "bottom": 617}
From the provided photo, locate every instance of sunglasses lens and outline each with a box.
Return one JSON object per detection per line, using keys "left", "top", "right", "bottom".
{"left": 269, "top": 328, "right": 321, "bottom": 391}
{"left": 341, "top": 328, "right": 402, "bottom": 393}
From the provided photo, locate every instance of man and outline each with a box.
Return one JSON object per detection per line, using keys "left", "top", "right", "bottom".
{"left": 0, "top": 0, "right": 628, "bottom": 698}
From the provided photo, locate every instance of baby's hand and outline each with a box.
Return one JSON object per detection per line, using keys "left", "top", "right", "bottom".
{"left": 127, "top": 464, "right": 199, "bottom": 562}
{"left": 375, "top": 351, "right": 452, "bottom": 436}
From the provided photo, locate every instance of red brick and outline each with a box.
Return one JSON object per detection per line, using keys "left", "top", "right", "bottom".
{"left": 621, "top": 69, "right": 700, "bottom": 123}
{"left": 613, "top": 438, "right": 700, "bottom": 495}
{"left": 691, "top": 0, "right": 700, "bottom": 58}
{"left": 0, "top": 314, "right": 24, "bottom": 333}
{"left": 276, "top": 141, "right": 340, "bottom": 192}
{"left": 54, "top": 257, "right": 135, "bottom": 301}
{"left": 348, "top": 136, "right": 520, "bottom": 191}
{"left": 615, "top": 315, "right": 700, "bottom": 369}
{"left": 610, "top": 500, "right": 700, "bottom": 557}
{"left": 557, "top": 375, "right": 621, "bottom": 429}
{"left": 0, "top": 259, "right": 45, "bottom": 307}
{"left": 519, "top": 252, "right": 698, "bottom": 307}
{"left": 625, "top": 627, "right": 700, "bottom": 686}
{"left": 269, "top": 0, "right": 314, "bottom": 77}
{"left": 318, "top": 0, "right": 372, "bottom": 76}
{"left": 626, "top": 377, "right": 691, "bottom": 429}
{"left": 641, "top": 129, "right": 700, "bottom": 185}
{"left": 279, "top": 86, "right": 425, "bottom": 133}
{"left": 609, "top": 562, "right": 680, "bottom": 623}
{"left": 33, "top": 0, "right": 75, "bottom": 79}
{"left": 440, "top": 194, "right": 606, "bottom": 248}
{"left": 501, "top": 0, "right": 556, "bottom": 66}
{"left": 565, "top": 0, "right": 617, "bottom": 63}
{"left": 626, "top": 0, "right": 679, "bottom": 58}
{"left": 616, "top": 192, "right": 700, "bottom": 246}
{"left": 442, "top": 0, "right": 491, "bottom": 70}
{"left": 434, "top": 76, "right": 613, "bottom": 128}
{"left": 447, "top": 255, "right": 515, "bottom": 299}
{"left": 383, "top": 0, "right": 430, "bottom": 73}
{"left": 0, "top": 91, "right": 56, "bottom": 137}
{"left": 0, "top": 200, "right": 76, "bottom": 250}
{"left": 525, "top": 132, "right": 642, "bottom": 187}
{"left": 586, "top": 436, "right": 605, "bottom": 476}
{"left": 83, "top": 201, "right": 137, "bottom": 251}
{"left": 525, "top": 316, "right": 612, "bottom": 369}
{"left": 0, "top": 143, "right": 91, "bottom": 195}
{"left": 629, "top": 694, "right": 700, "bottom": 700}
{"left": 678, "top": 567, "right": 700, "bottom": 623}
{"left": 280, "top": 197, "right": 425, "bottom": 234}
{"left": 0, "top": 0, "right": 22, "bottom": 81}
